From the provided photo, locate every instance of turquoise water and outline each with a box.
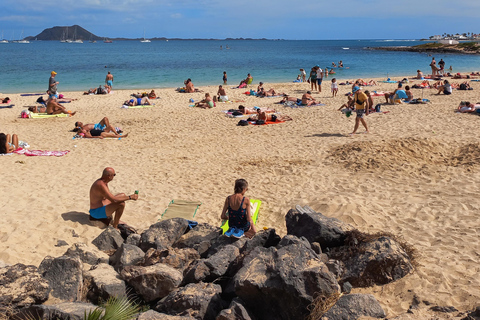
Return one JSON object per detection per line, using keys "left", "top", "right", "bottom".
{"left": 1, "top": 40, "right": 480, "bottom": 93}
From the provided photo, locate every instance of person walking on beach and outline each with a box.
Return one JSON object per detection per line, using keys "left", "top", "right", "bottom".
{"left": 105, "top": 71, "right": 114, "bottom": 88}
{"left": 300, "top": 68, "right": 306, "bottom": 82}
{"left": 89, "top": 167, "right": 138, "bottom": 229}
{"left": 350, "top": 86, "right": 369, "bottom": 135}
{"left": 316, "top": 65, "right": 323, "bottom": 93}
{"left": 308, "top": 67, "right": 317, "bottom": 92}
{"left": 223, "top": 71, "right": 227, "bottom": 85}
{"left": 438, "top": 59, "right": 445, "bottom": 75}
{"left": 48, "top": 71, "right": 59, "bottom": 98}
{"left": 430, "top": 57, "right": 437, "bottom": 76}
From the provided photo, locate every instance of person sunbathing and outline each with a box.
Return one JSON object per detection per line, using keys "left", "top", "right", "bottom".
{"left": 416, "top": 70, "right": 424, "bottom": 79}
{"left": 254, "top": 109, "right": 292, "bottom": 122}
{"left": 457, "top": 101, "right": 477, "bottom": 113}
{"left": 238, "top": 105, "right": 275, "bottom": 114}
{"left": 124, "top": 97, "right": 152, "bottom": 106}
{"left": 46, "top": 98, "right": 76, "bottom": 115}
{"left": 148, "top": 90, "right": 157, "bottom": 99}
{"left": 83, "top": 88, "right": 97, "bottom": 95}
{"left": 185, "top": 79, "right": 196, "bottom": 93}
{"left": 278, "top": 95, "right": 301, "bottom": 104}
{"left": 0, "top": 133, "right": 19, "bottom": 154}
{"left": 301, "top": 91, "right": 317, "bottom": 106}
{"left": 27, "top": 105, "right": 47, "bottom": 113}
{"left": 1, "top": 97, "right": 11, "bottom": 104}
{"left": 76, "top": 127, "right": 127, "bottom": 139}
{"left": 74, "top": 117, "right": 120, "bottom": 135}
{"left": 405, "top": 86, "right": 414, "bottom": 102}
{"left": 194, "top": 93, "right": 215, "bottom": 109}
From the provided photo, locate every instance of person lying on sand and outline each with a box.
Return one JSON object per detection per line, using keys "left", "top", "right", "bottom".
{"left": 1, "top": 97, "right": 11, "bottom": 104}
{"left": 124, "top": 97, "right": 152, "bottom": 106}
{"left": 0, "top": 133, "right": 19, "bottom": 154}
{"left": 278, "top": 94, "right": 301, "bottom": 104}
{"left": 74, "top": 117, "right": 120, "bottom": 135}
{"left": 253, "top": 108, "right": 292, "bottom": 122}
{"left": 301, "top": 91, "right": 318, "bottom": 106}
{"left": 238, "top": 105, "right": 275, "bottom": 114}
{"left": 195, "top": 93, "right": 215, "bottom": 109}
{"left": 83, "top": 88, "right": 97, "bottom": 95}
{"left": 46, "top": 98, "right": 76, "bottom": 115}
{"left": 77, "top": 127, "right": 127, "bottom": 139}
{"left": 457, "top": 101, "right": 477, "bottom": 113}
{"left": 89, "top": 167, "right": 137, "bottom": 229}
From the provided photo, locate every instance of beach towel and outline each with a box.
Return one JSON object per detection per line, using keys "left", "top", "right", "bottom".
{"left": 371, "top": 91, "right": 385, "bottom": 97}
{"left": 161, "top": 199, "right": 202, "bottom": 220}
{"left": 0, "top": 105, "right": 14, "bottom": 109}
{"left": 254, "top": 120, "right": 286, "bottom": 125}
{"left": 220, "top": 199, "right": 261, "bottom": 234}
{"left": 380, "top": 80, "right": 397, "bottom": 83}
{"left": 20, "top": 93, "right": 44, "bottom": 96}
{"left": 29, "top": 113, "right": 71, "bottom": 118}
{"left": 122, "top": 104, "right": 155, "bottom": 109}
{"left": 13, "top": 148, "right": 70, "bottom": 157}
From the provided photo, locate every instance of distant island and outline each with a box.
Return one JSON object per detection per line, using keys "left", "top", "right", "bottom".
{"left": 25, "top": 25, "right": 274, "bottom": 41}
{"left": 369, "top": 42, "right": 480, "bottom": 55}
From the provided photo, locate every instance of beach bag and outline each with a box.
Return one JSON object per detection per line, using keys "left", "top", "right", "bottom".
{"left": 237, "top": 120, "right": 249, "bottom": 126}
{"left": 256, "top": 120, "right": 265, "bottom": 125}
{"left": 375, "top": 104, "right": 381, "bottom": 112}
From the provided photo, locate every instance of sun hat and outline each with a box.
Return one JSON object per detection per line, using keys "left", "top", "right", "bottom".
{"left": 352, "top": 86, "right": 360, "bottom": 93}
{"left": 51, "top": 71, "right": 57, "bottom": 75}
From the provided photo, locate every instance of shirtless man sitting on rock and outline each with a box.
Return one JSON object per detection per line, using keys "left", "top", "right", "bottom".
{"left": 89, "top": 167, "right": 138, "bottom": 229}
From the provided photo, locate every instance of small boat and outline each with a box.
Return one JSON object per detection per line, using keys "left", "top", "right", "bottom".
{"left": 17, "top": 30, "right": 30, "bottom": 43}
{"left": 104, "top": 38, "right": 113, "bottom": 43}
{"left": 0, "top": 31, "right": 8, "bottom": 43}
{"left": 140, "top": 29, "right": 151, "bottom": 43}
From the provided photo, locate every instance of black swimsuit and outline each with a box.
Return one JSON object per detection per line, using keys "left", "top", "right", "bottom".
{"left": 228, "top": 196, "right": 250, "bottom": 232}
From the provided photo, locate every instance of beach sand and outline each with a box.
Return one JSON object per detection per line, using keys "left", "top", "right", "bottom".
{"left": 1, "top": 77, "right": 480, "bottom": 318}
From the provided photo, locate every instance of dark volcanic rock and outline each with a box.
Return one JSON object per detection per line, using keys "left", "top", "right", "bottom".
{"left": 0, "top": 264, "right": 49, "bottom": 314}
{"left": 173, "top": 223, "right": 222, "bottom": 256}
{"left": 142, "top": 247, "right": 200, "bottom": 271}
{"left": 126, "top": 233, "right": 141, "bottom": 246}
{"left": 121, "top": 264, "right": 183, "bottom": 302}
{"left": 109, "top": 243, "right": 145, "bottom": 271}
{"left": 155, "top": 282, "right": 224, "bottom": 319}
{"left": 15, "top": 302, "right": 99, "bottom": 320}
{"left": 137, "top": 310, "right": 196, "bottom": 319}
{"left": 322, "top": 293, "right": 386, "bottom": 319}
{"left": 233, "top": 237, "right": 340, "bottom": 320}
{"left": 140, "top": 218, "right": 189, "bottom": 252}
{"left": 64, "top": 242, "right": 109, "bottom": 265}
{"left": 38, "top": 255, "right": 83, "bottom": 302}
{"left": 330, "top": 236, "right": 414, "bottom": 287}
{"left": 83, "top": 263, "right": 126, "bottom": 304}
{"left": 285, "top": 208, "right": 354, "bottom": 250}
{"left": 91, "top": 226, "right": 125, "bottom": 251}
{"left": 216, "top": 297, "right": 254, "bottom": 320}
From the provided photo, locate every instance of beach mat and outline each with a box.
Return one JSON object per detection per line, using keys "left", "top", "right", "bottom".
{"left": 254, "top": 120, "right": 286, "bottom": 125}
{"left": 30, "top": 113, "right": 71, "bottom": 118}
{"left": 220, "top": 199, "right": 261, "bottom": 234}
{"left": 161, "top": 199, "right": 202, "bottom": 220}
{"left": 0, "top": 105, "right": 14, "bottom": 109}
{"left": 123, "top": 104, "right": 156, "bottom": 109}
{"left": 20, "top": 93, "right": 44, "bottom": 96}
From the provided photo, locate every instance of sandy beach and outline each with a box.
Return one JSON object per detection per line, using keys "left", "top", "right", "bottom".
{"left": 1, "top": 76, "right": 480, "bottom": 318}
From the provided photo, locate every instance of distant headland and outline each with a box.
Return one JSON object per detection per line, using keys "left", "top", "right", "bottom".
{"left": 369, "top": 42, "right": 480, "bottom": 55}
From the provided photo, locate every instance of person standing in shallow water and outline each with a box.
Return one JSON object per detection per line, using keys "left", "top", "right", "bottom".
{"left": 105, "top": 71, "right": 114, "bottom": 88}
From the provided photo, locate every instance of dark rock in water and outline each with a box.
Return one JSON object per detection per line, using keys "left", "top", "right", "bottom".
{"left": 83, "top": 263, "right": 126, "bottom": 304}
{"left": 137, "top": 310, "right": 196, "bottom": 319}
{"left": 321, "top": 293, "right": 386, "bottom": 319}
{"left": 173, "top": 223, "right": 222, "bottom": 257}
{"left": 15, "top": 302, "right": 99, "bottom": 320}
{"left": 285, "top": 208, "right": 354, "bottom": 250}
{"left": 141, "top": 247, "right": 200, "bottom": 271}
{"left": 430, "top": 305, "right": 458, "bottom": 313}
{"left": 329, "top": 236, "right": 414, "bottom": 287}
{"left": 183, "top": 244, "right": 241, "bottom": 284}
{"left": 64, "top": 242, "right": 109, "bottom": 265}
{"left": 155, "top": 282, "right": 224, "bottom": 319}
{"left": 120, "top": 263, "right": 182, "bottom": 302}
{"left": 140, "top": 218, "right": 189, "bottom": 252}
{"left": 216, "top": 297, "right": 254, "bottom": 320}
{"left": 55, "top": 240, "right": 69, "bottom": 247}
{"left": 91, "top": 226, "right": 124, "bottom": 251}
{"left": 0, "top": 264, "right": 49, "bottom": 314}
{"left": 126, "top": 233, "right": 141, "bottom": 246}
{"left": 38, "top": 255, "right": 83, "bottom": 302}
{"left": 109, "top": 243, "right": 145, "bottom": 272}
{"left": 233, "top": 237, "right": 340, "bottom": 320}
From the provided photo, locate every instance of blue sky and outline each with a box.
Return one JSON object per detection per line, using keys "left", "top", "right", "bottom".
{"left": 1, "top": 0, "right": 479, "bottom": 40}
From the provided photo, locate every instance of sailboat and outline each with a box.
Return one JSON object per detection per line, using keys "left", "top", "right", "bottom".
{"left": 140, "top": 29, "right": 151, "bottom": 43}
{"left": 72, "top": 26, "right": 83, "bottom": 43}
{"left": 60, "top": 28, "right": 67, "bottom": 43}
{"left": 103, "top": 38, "right": 113, "bottom": 43}
{"left": 17, "top": 30, "right": 30, "bottom": 43}
{"left": 0, "top": 31, "right": 8, "bottom": 43}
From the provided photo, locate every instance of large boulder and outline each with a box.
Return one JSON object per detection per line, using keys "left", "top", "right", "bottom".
{"left": 321, "top": 293, "right": 386, "bottom": 319}
{"left": 155, "top": 282, "right": 224, "bottom": 319}
{"left": 139, "top": 218, "right": 189, "bottom": 252}
{"left": 0, "top": 264, "right": 49, "bottom": 315}
{"left": 121, "top": 264, "right": 183, "bottom": 302}
{"left": 233, "top": 237, "right": 340, "bottom": 320}
{"left": 173, "top": 223, "right": 222, "bottom": 257}
{"left": 137, "top": 310, "right": 195, "bottom": 319}
{"left": 109, "top": 243, "right": 145, "bottom": 272}
{"left": 92, "top": 227, "right": 125, "bottom": 251}
{"left": 285, "top": 208, "right": 354, "bottom": 250}
{"left": 83, "top": 263, "right": 126, "bottom": 304}
{"left": 38, "top": 255, "right": 83, "bottom": 302}
{"left": 126, "top": 233, "right": 141, "bottom": 247}
{"left": 142, "top": 247, "right": 200, "bottom": 271}
{"left": 329, "top": 236, "right": 414, "bottom": 287}
{"left": 15, "top": 302, "right": 99, "bottom": 320}
{"left": 216, "top": 298, "right": 254, "bottom": 320}
{"left": 64, "top": 242, "right": 109, "bottom": 265}
{"left": 183, "top": 244, "right": 241, "bottom": 284}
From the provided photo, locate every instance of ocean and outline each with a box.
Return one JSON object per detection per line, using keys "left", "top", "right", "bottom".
{"left": 1, "top": 39, "right": 480, "bottom": 94}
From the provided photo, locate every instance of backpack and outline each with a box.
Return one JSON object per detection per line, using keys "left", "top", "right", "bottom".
{"left": 460, "top": 83, "right": 467, "bottom": 90}
{"left": 237, "top": 120, "right": 249, "bottom": 126}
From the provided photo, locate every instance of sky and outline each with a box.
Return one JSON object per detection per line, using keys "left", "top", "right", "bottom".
{"left": 0, "top": 0, "right": 479, "bottom": 40}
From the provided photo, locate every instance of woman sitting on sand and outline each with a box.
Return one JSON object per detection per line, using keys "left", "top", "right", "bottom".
{"left": 405, "top": 86, "right": 414, "bottom": 102}
{"left": 148, "top": 90, "right": 157, "bottom": 99}
{"left": 194, "top": 93, "right": 215, "bottom": 109}
{"left": 221, "top": 179, "right": 256, "bottom": 238}
{"left": 416, "top": 70, "right": 424, "bottom": 79}
{"left": 0, "top": 133, "right": 19, "bottom": 154}
{"left": 338, "top": 95, "right": 354, "bottom": 111}
{"left": 124, "top": 97, "right": 152, "bottom": 106}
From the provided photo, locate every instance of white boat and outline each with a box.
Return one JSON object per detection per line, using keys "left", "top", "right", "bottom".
{"left": 0, "top": 31, "right": 8, "bottom": 43}
{"left": 60, "top": 28, "right": 67, "bottom": 43}
{"left": 140, "top": 29, "right": 151, "bottom": 43}
{"left": 17, "top": 30, "right": 29, "bottom": 43}
{"left": 70, "top": 27, "right": 83, "bottom": 43}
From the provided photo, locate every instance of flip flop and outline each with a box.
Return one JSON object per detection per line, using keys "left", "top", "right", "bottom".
{"left": 224, "top": 227, "right": 235, "bottom": 237}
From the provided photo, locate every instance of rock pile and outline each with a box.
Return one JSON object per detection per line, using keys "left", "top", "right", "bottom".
{"left": 1, "top": 209, "right": 417, "bottom": 320}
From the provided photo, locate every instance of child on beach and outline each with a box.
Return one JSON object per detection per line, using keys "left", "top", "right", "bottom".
{"left": 331, "top": 78, "right": 338, "bottom": 97}
{"left": 300, "top": 69, "right": 306, "bottom": 82}
{"left": 223, "top": 71, "right": 227, "bottom": 85}
{"left": 221, "top": 179, "right": 256, "bottom": 238}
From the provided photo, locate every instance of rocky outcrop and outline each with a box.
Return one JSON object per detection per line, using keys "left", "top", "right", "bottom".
{"left": 92, "top": 227, "right": 125, "bottom": 251}
{"left": 216, "top": 298, "right": 254, "bottom": 320}
{"left": 64, "top": 242, "right": 109, "bottom": 265}
{"left": 137, "top": 310, "right": 196, "bottom": 319}
{"left": 142, "top": 247, "right": 200, "bottom": 271}
{"left": 155, "top": 282, "right": 224, "bottom": 319}
{"left": 121, "top": 264, "right": 183, "bottom": 302}
{"left": 285, "top": 208, "right": 354, "bottom": 250}
{"left": 15, "top": 302, "right": 100, "bottom": 320}
{"left": 140, "top": 218, "right": 189, "bottom": 252}
{"left": 0, "top": 264, "right": 49, "bottom": 314}
{"left": 321, "top": 293, "right": 386, "bottom": 319}
{"left": 83, "top": 263, "right": 126, "bottom": 304}
{"left": 173, "top": 223, "right": 222, "bottom": 257}
{"left": 38, "top": 255, "right": 83, "bottom": 302}
{"left": 109, "top": 243, "right": 145, "bottom": 272}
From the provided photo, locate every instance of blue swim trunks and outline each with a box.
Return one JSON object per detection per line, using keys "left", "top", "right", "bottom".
{"left": 89, "top": 206, "right": 107, "bottom": 219}
{"left": 107, "top": 80, "right": 113, "bottom": 87}
{"left": 317, "top": 78, "right": 323, "bottom": 85}
{"left": 94, "top": 123, "right": 106, "bottom": 131}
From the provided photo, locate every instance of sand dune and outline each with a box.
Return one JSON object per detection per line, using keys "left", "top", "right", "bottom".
{"left": 1, "top": 77, "right": 480, "bottom": 318}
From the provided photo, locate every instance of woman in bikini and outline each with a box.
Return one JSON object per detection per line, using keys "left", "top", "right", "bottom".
{"left": 0, "top": 133, "right": 19, "bottom": 154}
{"left": 221, "top": 179, "right": 256, "bottom": 238}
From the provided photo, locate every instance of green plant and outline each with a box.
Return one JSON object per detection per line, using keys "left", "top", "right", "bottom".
{"left": 85, "top": 295, "right": 140, "bottom": 320}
